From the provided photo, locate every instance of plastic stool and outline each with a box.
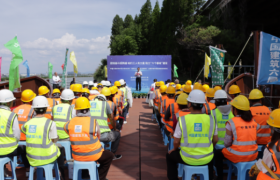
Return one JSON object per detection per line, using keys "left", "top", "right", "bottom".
{"left": 58, "top": 141, "right": 72, "bottom": 161}
{"left": 13, "top": 155, "right": 24, "bottom": 168}
{"left": 18, "top": 141, "right": 26, "bottom": 146}
{"left": 178, "top": 163, "right": 184, "bottom": 178}
{"left": 215, "top": 144, "right": 225, "bottom": 150}
{"left": 0, "top": 157, "right": 17, "bottom": 180}
{"left": 29, "top": 161, "right": 60, "bottom": 180}
{"left": 168, "top": 137, "right": 174, "bottom": 151}
{"left": 182, "top": 165, "right": 209, "bottom": 180}
{"left": 163, "top": 133, "right": 169, "bottom": 146}
{"left": 101, "top": 142, "right": 111, "bottom": 151}
{"left": 227, "top": 160, "right": 256, "bottom": 180}
{"left": 73, "top": 161, "right": 99, "bottom": 180}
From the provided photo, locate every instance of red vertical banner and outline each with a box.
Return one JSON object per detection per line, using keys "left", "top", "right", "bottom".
{"left": 61, "top": 64, "right": 64, "bottom": 71}
{"left": 0, "top": 57, "right": 2, "bottom": 81}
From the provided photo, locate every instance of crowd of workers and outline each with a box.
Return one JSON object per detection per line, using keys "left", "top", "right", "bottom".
{"left": 0, "top": 79, "right": 132, "bottom": 180}
{"left": 150, "top": 80, "right": 280, "bottom": 180}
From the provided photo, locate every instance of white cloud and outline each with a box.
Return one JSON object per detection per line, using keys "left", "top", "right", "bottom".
{"left": 0, "top": 48, "right": 11, "bottom": 55}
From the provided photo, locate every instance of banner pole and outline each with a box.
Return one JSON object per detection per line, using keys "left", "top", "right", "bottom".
{"left": 194, "top": 66, "right": 204, "bottom": 83}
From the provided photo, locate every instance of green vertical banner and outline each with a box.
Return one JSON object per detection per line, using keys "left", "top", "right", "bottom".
{"left": 61, "top": 48, "right": 69, "bottom": 88}
{"left": 48, "top": 62, "right": 53, "bottom": 79}
{"left": 209, "top": 46, "right": 227, "bottom": 86}
{"left": 4, "top": 36, "right": 23, "bottom": 91}
{"left": 174, "top": 64, "right": 178, "bottom": 78}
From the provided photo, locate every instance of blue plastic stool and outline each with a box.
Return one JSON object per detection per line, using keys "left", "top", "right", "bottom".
{"left": 101, "top": 142, "right": 111, "bottom": 151}
{"left": 13, "top": 155, "right": 24, "bottom": 168}
{"left": 73, "top": 161, "right": 99, "bottom": 180}
{"left": 58, "top": 141, "right": 72, "bottom": 162}
{"left": 168, "top": 137, "right": 174, "bottom": 151}
{"left": 178, "top": 163, "right": 184, "bottom": 178}
{"left": 18, "top": 141, "right": 26, "bottom": 146}
{"left": 29, "top": 161, "right": 60, "bottom": 180}
{"left": 215, "top": 144, "right": 225, "bottom": 150}
{"left": 0, "top": 157, "right": 17, "bottom": 180}
{"left": 227, "top": 160, "right": 256, "bottom": 180}
{"left": 182, "top": 165, "right": 209, "bottom": 180}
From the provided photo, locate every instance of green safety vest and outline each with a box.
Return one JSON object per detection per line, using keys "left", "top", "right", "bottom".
{"left": 120, "top": 87, "right": 128, "bottom": 107}
{"left": 0, "top": 108, "right": 18, "bottom": 155}
{"left": 179, "top": 114, "right": 215, "bottom": 165}
{"left": 89, "top": 99, "right": 111, "bottom": 134}
{"left": 52, "top": 103, "right": 73, "bottom": 139}
{"left": 211, "top": 108, "right": 234, "bottom": 145}
{"left": 22, "top": 117, "right": 61, "bottom": 167}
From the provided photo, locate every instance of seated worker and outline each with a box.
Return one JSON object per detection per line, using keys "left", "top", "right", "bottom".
{"left": 119, "top": 80, "right": 128, "bottom": 124}
{"left": 0, "top": 89, "right": 30, "bottom": 175}
{"left": 202, "top": 84, "right": 210, "bottom": 94}
{"left": 166, "top": 90, "right": 218, "bottom": 180}
{"left": 83, "top": 81, "right": 89, "bottom": 89}
{"left": 174, "top": 91, "right": 182, "bottom": 102}
{"left": 97, "top": 83, "right": 103, "bottom": 93}
{"left": 90, "top": 93, "right": 122, "bottom": 161}
{"left": 89, "top": 87, "right": 99, "bottom": 101}
{"left": 21, "top": 96, "right": 65, "bottom": 179}
{"left": 72, "top": 84, "right": 83, "bottom": 105}
{"left": 185, "top": 80, "right": 192, "bottom": 86}
{"left": 64, "top": 97, "right": 114, "bottom": 180}
{"left": 182, "top": 84, "right": 192, "bottom": 95}
{"left": 81, "top": 88, "right": 90, "bottom": 99}
{"left": 202, "top": 88, "right": 216, "bottom": 115}
{"left": 53, "top": 89, "right": 76, "bottom": 140}
{"left": 228, "top": 85, "right": 241, "bottom": 101}
{"left": 175, "top": 84, "right": 181, "bottom": 92}
{"left": 215, "top": 95, "right": 258, "bottom": 180}
{"left": 153, "top": 82, "right": 162, "bottom": 127}
{"left": 52, "top": 88, "right": 61, "bottom": 104}
{"left": 112, "top": 86, "right": 123, "bottom": 124}
{"left": 249, "top": 89, "right": 271, "bottom": 145}
{"left": 38, "top": 86, "right": 57, "bottom": 119}
{"left": 161, "top": 86, "right": 176, "bottom": 126}
{"left": 110, "top": 87, "right": 121, "bottom": 130}
{"left": 214, "top": 86, "right": 222, "bottom": 92}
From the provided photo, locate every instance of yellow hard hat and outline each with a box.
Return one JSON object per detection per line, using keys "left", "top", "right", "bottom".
{"left": 176, "top": 84, "right": 182, "bottom": 91}
{"left": 101, "top": 87, "right": 111, "bottom": 96}
{"left": 229, "top": 85, "right": 241, "bottom": 94}
{"left": 186, "top": 80, "right": 192, "bottom": 85}
{"left": 114, "top": 81, "right": 121, "bottom": 87}
{"left": 182, "top": 85, "right": 185, "bottom": 89}
{"left": 193, "top": 83, "right": 202, "bottom": 90}
{"left": 21, "top": 89, "right": 36, "bottom": 102}
{"left": 75, "top": 97, "right": 91, "bottom": 110}
{"left": 156, "top": 82, "right": 160, "bottom": 87}
{"left": 169, "top": 82, "right": 175, "bottom": 86}
{"left": 113, "top": 86, "right": 118, "bottom": 93}
{"left": 91, "top": 87, "right": 98, "bottom": 90}
{"left": 202, "top": 84, "right": 210, "bottom": 93}
{"left": 166, "top": 86, "right": 176, "bottom": 94}
{"left": 72, "top": 84, "right": 83, "bottom": 93}
{"left": 230, "top": 95, "right": 250, "bottom": 111}
{"left": 176, "top": 93, "right": 188, "bottom": 105}
{"left": 267, "top": 109, "right": 280, "bottom": 128}
{"left": 97, "top": 83, "right": 103, "bottom": 87}
{"left": 52, "top": 89, "right": 61, "bottom": 94}
{"left": 175, "top": 91, "right": 182, "bottom": 97}
{"left": 183, "top": 85, "right": 192, "bottom": 93}
{"left": 82, "top": 88, "right": 90, "bottom": 94}
{"left": 159, "top": 81, "right": 165, "bottom": 86}
{"left": 214, "top": 86, "right": 222, "bottom": 92}
{"left": 249, "top": 89, "right": 264, "bottom": 100}
{"left": 38, "top": 86, "right": 50, "bottom": 95}
{"left": 160, "top": 85, "right": 167, "bottom": 93}
{"left": 109, "top": 87, "right": 116, "bottom": 94}
{"left": 206, "top": 88, "right": 215, "bottom": 98}
{"left": 70, "top": 84, "right": 74, "bottom": 90}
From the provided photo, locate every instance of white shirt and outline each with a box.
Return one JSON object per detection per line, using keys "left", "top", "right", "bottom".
{"left": 135, "top": 71, "right": 142, "bottom": 78}
{"left": 150, "top": 83, "right": 155, "bottom": 90}
{"left": 52, "top": 75, "right": 61, "bottom": 84}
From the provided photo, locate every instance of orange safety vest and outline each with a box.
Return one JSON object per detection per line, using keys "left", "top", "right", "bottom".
{"left": 250, "top": 104, "right": 271, "bottom": 145}
{"left": 222, "top": 117, "right": 258, "bottom": 163}
{"left": 113, "top": 95, "right": 122, "bottom": 114}
{"left": 88, "top": 95, "right": 97, "bottom": 101}
{"left": 204, "top": 102, "right": 216, "bottom": 115}
{"left": 112, "top": 97, "right": 120, "bottom": 120}
{"left": 117, "top": 90, "right": 124, "bottom": 109}
{"left": 161, "top": 98, "right": 175, "bottom": 122}
{"left": 154, "top": 89, "right": 161, "bottom": 107}
{"left": 45, "top": 98, "right": 56, "bottom": 119}
{"left": 257, "top": 142, "right": 280, "bottom": 180}
{"left": 53, "top": 98, "right": 61, "bottom": 104}
{"left": 64, "top": 116, "right": 103, "bottom": 161}
{"left": 164, "top": 103, "right": 181, "bottom": 133}
{"left": 159, "top": 95, "right": 168, "bottom": 116}
{"left": 71, "top": 98, "right": 78, "bottom": 106}
{"left": 107, "top": 101, "right": 115, "bottom": 129}
{"left": 13, "top": 104, "right": 34, "bottom": 141}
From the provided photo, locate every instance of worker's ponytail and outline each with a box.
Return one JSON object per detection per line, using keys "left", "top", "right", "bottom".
{"left": 268, "top": 129, "right": 280, "bottom": 149}
{"left": 233, "top": 107, "right": 253, "bottom": 122}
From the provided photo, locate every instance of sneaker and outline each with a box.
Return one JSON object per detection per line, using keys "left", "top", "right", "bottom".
{"left": 113, "top": 155, "right": 122, "bottom": 160}
{"left": 124, "top": 121, "right": 127, "bottom": 124}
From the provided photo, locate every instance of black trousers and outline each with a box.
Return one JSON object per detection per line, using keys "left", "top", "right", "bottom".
{"left": 136, "top": 77, "right": 141, "bottom": 91}
{"left": 111, "top": 130, "right": 121, "bottom": 154}
{"left": 97, "top": 150, "right": 114, "bottom": 180}
{"left": 166, "top": 149, "right": 213, "bottom": 180}
{"left": 0, "top": 146, "right": 30, "bottom": 168}
{"left": 214, "top": 149, "right": 224, "bottom": 180}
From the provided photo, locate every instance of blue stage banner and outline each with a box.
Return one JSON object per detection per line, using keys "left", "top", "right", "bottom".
{"left": 257, "top": 32, "right": 280, "bottom": 86}
{"left": 107, "top": 55, "right": 172, "bottom": 93}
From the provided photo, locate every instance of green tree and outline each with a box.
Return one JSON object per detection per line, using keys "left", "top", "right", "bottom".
{"left": 93, "top": 59, "right": 107, "bottom": 81}
{"left": 150, "top": 1, "right": 161, "bottom": 54}
{"left": 110, "top": 15, "right": 124, "bottom": 46}
{"left": 124, "top": 15, "right": 134, "bottom": 28}
{"left": 139, "top": 0, "right": 152, "bottom": 54}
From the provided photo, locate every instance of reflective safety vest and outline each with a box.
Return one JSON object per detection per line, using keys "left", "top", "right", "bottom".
{"left": 250, "top": 104, "right": 271, "bottom": 145}
{"left": 53, "top": 103, "right": 73, "bottom": 139}
{"left": 0, "top": 109, "right": 18, "bottom": 156}
{"left": 117, "top": 90, "right": 124, "bottom": 109}
{"left": 89, "top": 95, "right": 97, "bottom": 101}
{"left": 154, "top": 89, "right": 161, "bottom": 107}
{"left": 159, "top": 95, "right": 168, "bottom": 114}
{"left": 257, "top": 142, "right": 280, "bottom": 180}
{"left": 211, "top": 108, "right": 234, "bottom": 145}
{"left": 165, "top": 103, "right": 180, "bottom": 133}
{"left": 71, "top": 98, "right": 78, "bottom": 106}
{"left": 222, "top": 117, "right": 258, "bottom": 163}
{"left": 89, "top": 99, "right": 110, "bottom": 134}
{"left": 112, "top": 97, "right": 119, "bottom": 121}
{"left": 166, "top": 108, "right": 190, "bottom": 133}
{"left": 22, "top": 117, "right": 60, "bottom": 166}
{"left": 53, "top": 98, "right": 61, "bottom": 105}
{"left": 64, "top": 116, "right": 103, "bottom": 161}
{"left": 120, "top": 87, "right": 128, "bottom": 107}
{"left": 204, "top": 102, "right": 216, "bottom": 115}
{"left": 113, "top": 95, "right": 122, "bottom": 114}
{"left": 14, "top": 104, "right": 34, "bottom": 141}
{"left": 179, "top": 114, "right": 215, "bottom": 165}
{"left": 45, "top": 98, "right": 56, "bottom": 119}
{"left": 161, "top": 98, "right": 175, "bottom": 122}
{"left": 107, "top": 101, "right": 115, "bottom": 130}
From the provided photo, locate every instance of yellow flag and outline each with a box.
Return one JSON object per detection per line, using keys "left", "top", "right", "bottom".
{"left": 204, "top": 53, "right": 211, "bottom": 79}
{"left": 227, "top": 62, "right": 233, "bottom": 79}
{"left": 104, "top": 65, "right": 107, "bottom": 78}
{"left": 69, "top": 51, "right": 78, "bottom": 74}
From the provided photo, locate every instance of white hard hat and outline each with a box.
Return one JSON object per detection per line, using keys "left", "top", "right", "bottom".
{"left": 83, "top": 81, "right": 88, "bottom": 85}
{"left": 107, "top": 81, "right": 111, "bottom": 86}
{"left": 214, "top": 90, "right": 227, "bottom": 99}
{"left": 32, "top": 96, "right": 49, "bottom": 108}
{"left": 0, "top": 89, "right": 16, "bottom": 103}
{"left": 60, "top": 89, "right": 75, "bottom": 100}
{"left": 90, "top": 90, "right": 99, "bottom": 95}
{"left": 119, "top": 79, "right": 125, "bottom": 86}
{"left": 95, "top": 94, "right": 106, "bottom": 101}
{"left": 89, "top": 81, "right": 94, "bottom": 86}
{"left": 101, "top": 80, "right": 106, "bottom": 86}
{"left": 187, "top": 90, "right": 206, "bottom": 104}
{"left": 191, "top": 85, "right": 194, "bottom": 90}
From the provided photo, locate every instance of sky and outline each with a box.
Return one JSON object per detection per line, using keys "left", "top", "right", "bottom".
{"left": 0, "top": 0, "right": 163, "bottom": 74}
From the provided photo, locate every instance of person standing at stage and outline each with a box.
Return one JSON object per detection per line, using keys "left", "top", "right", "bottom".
{"left": 135, "top": 67, "right": 142, "bottom": 91}
{"left": 52, "top": 72, "right": 61, "bottom": 89}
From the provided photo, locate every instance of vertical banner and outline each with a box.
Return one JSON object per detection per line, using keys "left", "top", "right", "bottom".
{"left": 69, "top": 51, "right": 78, "bottom": 74}
{"left": 0, "top": 57, "right": 2, "bottom": 81}
{"left": 257, "top": 32, "right": 280, "bottom": 86}
{"left": 174, "top": 64, "right": 178, "bottom": 78}
{"left": 204, "top": 53, "right": 211, "bottom": 79}
{"left": 227, "top": 62, "right": 233, "bottom": 79}
{"left": 209, "top": 46, "right": 227, "bottom": 86}
{"left": 22, "top": 60, "right": 30, "bottom": 77}
{"left": 61, "top": 48, "right": 69, "bottom": 88}
{"left": 104, "top": 65, "right": 107, "bottom": 78}
{"left": 48, "top": 62, "right": 53, "bottom": 79}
